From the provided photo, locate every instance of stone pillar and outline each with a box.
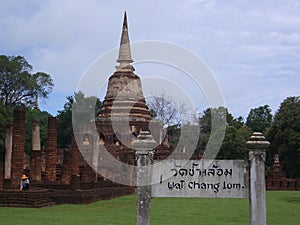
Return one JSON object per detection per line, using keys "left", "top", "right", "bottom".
{"left": 45, "top": 117, "right": 57, "bottom": 183}
{"left": 4, "top": 123, "right": 13, "bottom": 179}
{"left": 247, "top": 132, "right": 270, "bottom": 225}
{"left": 133, "top": 131, "right": 156, "bottom": 225}
{"left": 30, "top": 119, "right": 42, "bottom": 181}
{"left": 32, "top": 119, "right": 41, "bottom": 151}
{"left": 10, "top": 108, "right": 26, "bottom": 188}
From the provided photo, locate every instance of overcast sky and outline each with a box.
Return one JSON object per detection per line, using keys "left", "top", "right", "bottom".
{"left": 1, "top": 0, "right": 299, "bottom": 119}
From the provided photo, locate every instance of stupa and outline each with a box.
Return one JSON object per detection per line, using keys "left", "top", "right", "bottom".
{"left": 76, "top": 12, "right": 172, "bottom": 184}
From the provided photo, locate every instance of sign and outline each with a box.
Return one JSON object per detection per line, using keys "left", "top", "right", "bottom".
{"left": 151, "top": 160, "right": 249, "bottom": 198}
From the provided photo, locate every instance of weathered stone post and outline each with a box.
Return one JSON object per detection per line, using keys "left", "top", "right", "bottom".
{"left": 247, "top": 132, "right": 270, "bottom": 225}
{"left": 133, "top": 131, "right": 156, "bottom": 225}
{"left": 30, "top": 119, "right": 42, "bottom": 181}
{"left": 10, "top": 108, "right": 26, "bottom": 188}
{"left": 45, "top": 117, "right": 57, "bottom": 183}
{"left": 60, "top": 148, "right": 72, "bottom": 185}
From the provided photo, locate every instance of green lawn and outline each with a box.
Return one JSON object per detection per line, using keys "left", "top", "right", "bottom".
{"left": 0, "top": 191, "right": 299, "bottom": 225}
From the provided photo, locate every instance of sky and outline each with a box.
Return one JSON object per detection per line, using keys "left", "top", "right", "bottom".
{"left": 1, "top": 0, "right": 299, "bottom": 119}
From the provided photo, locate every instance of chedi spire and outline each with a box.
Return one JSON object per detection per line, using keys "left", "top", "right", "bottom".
{"left": 116, "top": 12, "right": 134, "bottom": 71}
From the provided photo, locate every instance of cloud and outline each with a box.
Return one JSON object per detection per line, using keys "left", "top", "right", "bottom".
{"left": 0, "top": 0, "right": 299, "bottom": 117}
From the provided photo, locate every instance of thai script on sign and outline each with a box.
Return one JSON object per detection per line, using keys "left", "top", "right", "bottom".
{"left": 170, "top": 162, "right": 233, "bottom": 177}
{"left": 152, "top": 160, "right": 249, "bottom": 198}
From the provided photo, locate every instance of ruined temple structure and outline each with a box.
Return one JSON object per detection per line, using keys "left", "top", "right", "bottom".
{"left": 0, "top": 12, "right": 175, "bottom": 207}
{"left": 266, "top": 154, "right": 300, "bottom": 190}
{"left": 84, "top": 13, "right": 173, "bottom": 149}
{"left": 1, "top": 13, "right": 299, "bottom": 207}
{"left": 74, "top": 12, "right": 174, "bottom": 185}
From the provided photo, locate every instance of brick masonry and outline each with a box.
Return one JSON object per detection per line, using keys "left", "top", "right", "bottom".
{"left": 10, "top": 108, "right": 26, "bottom": 188}
{"left": 45, "top": 117, "right": 57, "bottom": 183}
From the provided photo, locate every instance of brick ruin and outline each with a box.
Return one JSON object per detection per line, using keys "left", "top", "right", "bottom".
{"left": 1, "top": 12, "right": 298, "bottom": 208}
{"left": 0, "top": 13, "right": 175, "bottom": 206}
{"left": 266, "top": 154, "right": 300, "bottom": 190}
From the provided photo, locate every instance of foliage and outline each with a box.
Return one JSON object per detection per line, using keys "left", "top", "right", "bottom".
{"left": 147, "top": 93, "right": 194, "bottom": 127}
{"left": 57, "top": 96, "right": 73, "bottom": 148}
{"left": 199, "top": 107, "right": 244, "bottom": 134}
{"left": 246, "top": 104, "right": 273, "bottom": 132}
{"left": 267, "top": 96, "right": 300, "bottom": 178}
{"left": 166, "top": 124, "right": 181, "bottom": 149}
{"left": 57, "top": 92, "right": 102, "bottom": 148}
{"left": 0, "top": 55, "right": 54, "bottom": 107}
{"left": 0, "top": 102, "right": 13, "bottom": 160}
{"left": 197, "top": 107, "right": 247, "bottom": 158}
{"left": 24, "top": 108, "right": 51, "bottom": 155}
{"left": 216, "top": 125, "right": 252, "bottom": 160}
{"left": 0, "top": 192, "right": 299, "bottom": 225}
{"left": 0, "top": 106, "right": 50, "bottom": 158}
{"left": 0, "top": 55, "right": 54, "bottom": 160}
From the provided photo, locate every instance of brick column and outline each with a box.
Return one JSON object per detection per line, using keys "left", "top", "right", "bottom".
{"left": 45, "top": 117, "right": 57, "bottom": 183}
{"left": 71, "top": 134, "right": 80, "bottom": 189}
{"left": 60, "top": 148, "right": 72, "bottom": 185}
{"left": 10, "top": 108, "right": 26, "bottom": 188}
{"left": 81, "top": 161, "right": 95, "bottom": 184}
{"left": 30, "top": 119, "right": 42, "bottom": 181}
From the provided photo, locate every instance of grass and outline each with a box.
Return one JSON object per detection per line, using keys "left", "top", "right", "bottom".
{"left": 0, "top": 191, "right": 299, "bottom": 225}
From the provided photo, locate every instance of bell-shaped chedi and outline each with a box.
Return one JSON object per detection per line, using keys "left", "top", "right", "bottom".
{"left": 98, "top": 12, "right": 151, "bottom": 122}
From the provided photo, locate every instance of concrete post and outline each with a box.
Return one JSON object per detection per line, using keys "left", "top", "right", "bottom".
{"left": 133, "top": 131, "right": 156, "bottom": 225}
{"left": 247, "top": 132, "right": 270, "bottom": 225}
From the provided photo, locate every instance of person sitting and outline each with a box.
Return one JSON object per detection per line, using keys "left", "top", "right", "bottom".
{"left": 20, "top": 174, "right": 30, "bottom": 191}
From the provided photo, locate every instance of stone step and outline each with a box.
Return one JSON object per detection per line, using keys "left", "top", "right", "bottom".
{"left": 0, "top": 191, "right": 56, "bottom": 208}
{"left": 0, "top": 186, "right": 135, "bottom": 207}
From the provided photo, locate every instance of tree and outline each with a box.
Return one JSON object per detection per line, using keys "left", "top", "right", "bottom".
{"left": 165, "top": 124, "right": 181, "bottom": 149}
{"left": 216, "top": 126, "right": 252, "bottom": 160}
{"left": 57, "top": 96, "right": 73, "bottom": 148}
{"left": 0, "top": 55, "right": 54, "bottom": 107}
{"left": 24, "top": 108, "right": 51, "bottom": 155}
{"left": 198, "top": 107, "right": 250, "bottom": 159}
{"left": 57, "top": 92, "right": 102, "bottom": 148}
{"left": 0, "top": 55, "right": 54, "bottom": 160}
{"left": 267, "top": 97, "right": 300, "bottom": 178}
{"left": 146, "top": 93, "right": 193, "bottom": 127}
{"left": 246, "top": 105, "right": 272, "bottom": 132}
{"left": 199, "top": 107, "right": 243, "bottom": 133}
{"left": 198, "top": 107, "right": 228, "bottom": 153}
{"left": 0, "top": 102, "right": 13, "bottom": 161}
